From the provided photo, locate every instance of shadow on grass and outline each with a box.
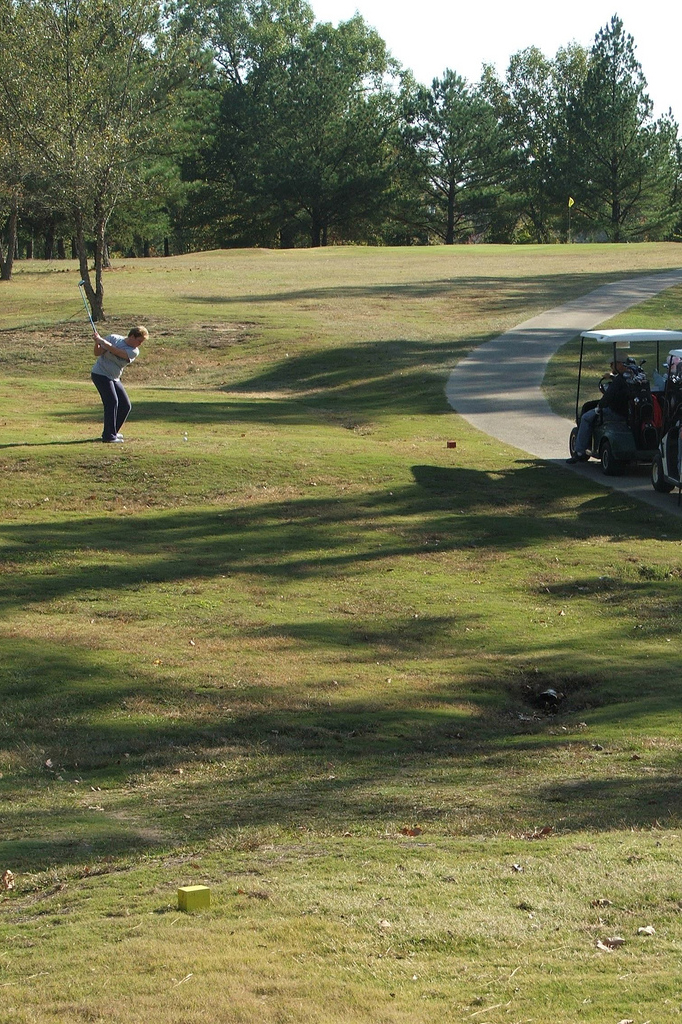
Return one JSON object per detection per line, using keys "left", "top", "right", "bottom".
{"left": 3, "top": 638, "right": 682, "bottom": 872}
{"left": 2, "top": 627, "right": 682, "bottom": 870}
{"left": 181, "top": 270, "right": 664, "bottom": 309}
{"left": 0, "top": 465, "right": 680, "bottom": 613}
{"left": 534, "top": 775, "right": 682, "bottom": 830}
{"left": 219, "top": 338, "right": 475, "bottom": 419}
{"left": 0, "top": 439, "right": 101, "bottom": 449}
{"left": 2, "top": 461, "right": 682, "bottom": 869}
{"left": 52, "top": 335, "right": 487, "bottom": 429}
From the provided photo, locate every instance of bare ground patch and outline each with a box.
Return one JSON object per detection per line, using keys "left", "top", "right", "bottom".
{"left": 0, "top": 319, "right": 259, "bottom": 383}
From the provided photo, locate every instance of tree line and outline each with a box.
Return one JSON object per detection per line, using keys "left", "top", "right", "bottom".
{"left": 1, "top": 0, "right": 680, "bottom": 313}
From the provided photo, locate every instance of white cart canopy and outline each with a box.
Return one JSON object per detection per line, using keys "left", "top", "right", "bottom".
{"left": 581, "top": 329, "right": 682, "bottom": 346}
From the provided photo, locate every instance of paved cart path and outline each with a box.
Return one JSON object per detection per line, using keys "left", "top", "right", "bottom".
{"left": 445, "top": 268, "right": 682, "bottom": 514}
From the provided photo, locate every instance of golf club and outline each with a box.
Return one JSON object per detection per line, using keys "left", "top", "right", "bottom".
{"left": 78, "top": 279, "right": 97, "bottom": 332}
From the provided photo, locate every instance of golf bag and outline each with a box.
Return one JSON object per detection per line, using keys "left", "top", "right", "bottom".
{"left": 622, "top": 362, "right": 658, "bottom": 450}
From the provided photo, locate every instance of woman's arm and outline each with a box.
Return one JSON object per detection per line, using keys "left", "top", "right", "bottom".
{"left": 93, "top": 331, "right": 131, "bottom": 361}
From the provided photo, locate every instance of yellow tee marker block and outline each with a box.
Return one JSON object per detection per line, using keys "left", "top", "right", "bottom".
{"left": 178, "top": 885, "right": 210, "bottom": 912}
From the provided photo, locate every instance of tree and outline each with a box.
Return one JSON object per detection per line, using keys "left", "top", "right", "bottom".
{"left": 667, "top": 129, "right": 682, "bottom": 241}
{"left": 482, "top": 44, "right": 588, "bottom": 242}
{"left": 267, "top": 17, "right": 399, "bottom": 245}
{"left": 188, "top": 4, "right": 399, "bottom": 246}
{"left": 402, "top": 70, "right": 503, "bottom": 244}
{"left": 0, "top": 0, "right": 31, "bottom": 280}
{"left": 635, "top": 111, "right": 682, "bottom": 240}
{"left": 566, "top": 15, "right": 676, "bottom": 241}
{"left": 180, "top": 0, "right": 314, "bottom": 246}
{"left": 0, "top": 0, "right": 196, "bottom": 316}
{"left": 0, "top": 143, "right": 21, "bottom": 280}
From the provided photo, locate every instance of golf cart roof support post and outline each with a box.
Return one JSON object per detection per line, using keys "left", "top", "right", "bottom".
{"left": 576, "top": 336, "right": 585, "bottom": 424}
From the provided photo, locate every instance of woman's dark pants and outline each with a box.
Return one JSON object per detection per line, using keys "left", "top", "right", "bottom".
{"left": 91, "top": 373, "right": 132, "bottom": 441}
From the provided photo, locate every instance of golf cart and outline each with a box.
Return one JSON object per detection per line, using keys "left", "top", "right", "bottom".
{"left": 568, "top": 329, "right": 682, "bottom": 476}
{"left": 651, "top": 345, "right": 682, "bottom": 494}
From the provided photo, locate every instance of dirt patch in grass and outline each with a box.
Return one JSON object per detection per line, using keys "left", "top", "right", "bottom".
{"left": 0, "top": 318, "right": 260, "bottom": 385}
{"left": 191, "top": 322, "right": 256, "bottom": 348}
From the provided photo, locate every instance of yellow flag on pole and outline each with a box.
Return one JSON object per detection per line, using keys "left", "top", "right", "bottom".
{"left": 568, "top": 197, "right": 575, "bottom": 207}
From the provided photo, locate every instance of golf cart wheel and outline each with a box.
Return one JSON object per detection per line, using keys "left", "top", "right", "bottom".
{"left": 652, "top": 452, "right": 675, "bottom": 493}
{"left": 568, "top": 427, "right": 579, "bottom": 459}
{"left": 599, "top": 440, "right": 625, "bottom": 476}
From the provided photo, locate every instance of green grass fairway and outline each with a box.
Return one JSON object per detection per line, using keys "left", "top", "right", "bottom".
{"left": 2, "top": 244, "right": 682, "bottom": 1023}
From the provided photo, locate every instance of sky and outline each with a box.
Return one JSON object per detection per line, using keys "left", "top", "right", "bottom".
{"left": 309, "top": 0, "right": 680, "bottom": 121}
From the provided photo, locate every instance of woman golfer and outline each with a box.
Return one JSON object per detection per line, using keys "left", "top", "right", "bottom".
{"left": 91, "top": 326, "right": 148, "bottom": 443}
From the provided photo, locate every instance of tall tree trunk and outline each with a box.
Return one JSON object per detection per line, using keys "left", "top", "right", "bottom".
{"left": 611, "top": 158, "right": 621, "bottom": 242}
{"left": 93, "top": 210, "right": 106, "bottom": 319}
{"left": 45, "top": 219, "right": 55, "bottom": 260}
{"left": 0, "top": 194, "right": 19, "bottom": 281}
{"left": 445, "top": 182, "right": 456, "bottom": 245}
{"left": 310, "top": 207, "right": 323, "bottom": 247}
{"left": 612, "top": 196, "right": 621, "bottom": 241}
{"left": 279, "top": 224, "right": 296, "bottom": 248}
{"left": 73, "top": 206, "right": 106, "bottom": 322}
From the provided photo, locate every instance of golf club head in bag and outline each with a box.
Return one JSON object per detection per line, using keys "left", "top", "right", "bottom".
{"left": 78, "top": 279, "right": 97, "bottom": 332}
